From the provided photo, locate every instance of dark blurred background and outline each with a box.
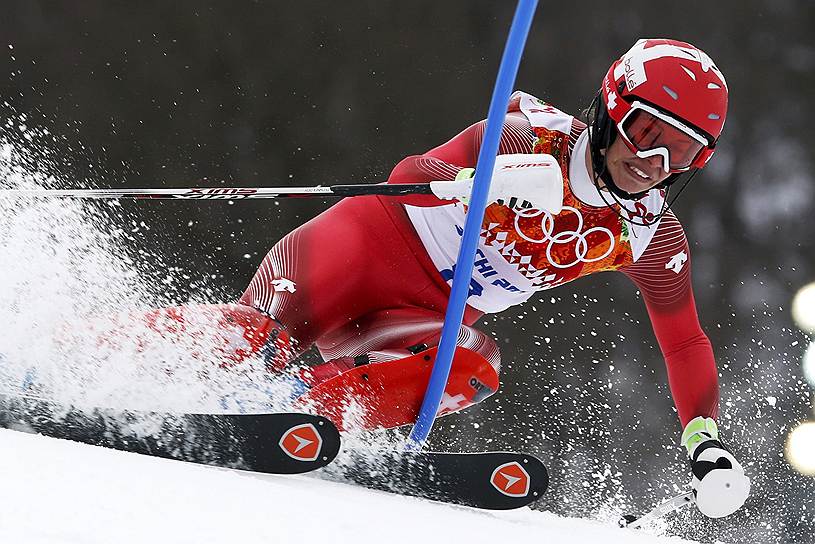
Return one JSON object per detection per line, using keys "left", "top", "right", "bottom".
{"left": 0, "top": 1, "right": 813, "bottom": 542}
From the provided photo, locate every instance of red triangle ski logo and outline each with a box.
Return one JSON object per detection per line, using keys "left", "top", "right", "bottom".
{"left": 490, "top": 461, "right": 531, "bottom": 497}
{"left": 279, "top": 423, "right": 323, "bottom": 462}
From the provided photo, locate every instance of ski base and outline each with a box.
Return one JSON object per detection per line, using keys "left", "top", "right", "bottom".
{"left": 0, "top": 393, "right": 340, "bottom": 474}
{"left": 344, "top": 449, "right": 548, "bottom": 510}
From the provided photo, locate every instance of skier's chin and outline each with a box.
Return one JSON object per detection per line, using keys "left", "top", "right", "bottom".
{"left": 614, "top": 179, "right": 653, "bottom": 195}
{"left": 609, "top": 164, "right": 661, "bottom": 195}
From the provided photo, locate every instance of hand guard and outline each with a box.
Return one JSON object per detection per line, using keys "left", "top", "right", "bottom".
{"left": 429, "top": 153, "right": 563, "bottom": 214}
{"left": 681, "top": 416, "right": 750, "bottom": 518}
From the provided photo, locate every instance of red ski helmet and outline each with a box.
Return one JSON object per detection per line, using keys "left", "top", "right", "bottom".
{"left": 600, "top": 38, "right": 728, "bottom": 170}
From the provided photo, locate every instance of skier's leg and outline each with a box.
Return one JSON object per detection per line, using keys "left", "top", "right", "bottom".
{"left": 237, "top": 195, "right": 456, "bottom": 371}
{"left": 136, "top": 304, "right": 293, "bottom": 371}
{"left": 7, "top": 303, "right": 293, "bottom": 400}
{"left": 298, "top": 308, "right": 501, "bottom": 430}
{"left": 237, "top": 215, "right": 368, "bottom": 369}
{"left": 308, "top": 307, "right": 500, "bottom": 382}
{"left": 101, "top": 197, "right": 388, "bottom": 378}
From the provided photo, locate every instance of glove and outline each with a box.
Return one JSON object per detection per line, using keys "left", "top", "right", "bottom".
{"left": 681, "top": 416, "right": 750, "bottom": 518}
{"left": 429, "top": 153, "right": 563, "bottom": 214}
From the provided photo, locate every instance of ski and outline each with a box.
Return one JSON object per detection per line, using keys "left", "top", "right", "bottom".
{"left": 0, "top": 392, "right": 548, "bottom": 509}
{"left": 0, "top": 393, "right": 340, "bottom": 475}
{"left": 343, "top": 449, "right": 548, "bottom": 510}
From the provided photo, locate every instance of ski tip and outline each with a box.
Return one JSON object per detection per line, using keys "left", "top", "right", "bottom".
{"left": 261, "top": 413, "right": 341, "bottom": 474}
{"left": 205, "top": 412, "right": 342, "bottom": 475}
{"left": 278, "top": 415, "right": 342, "bottom": 465}
{"left": 384, "top": 450, "right": 549, "bottom": 510}
{"left": 487, "top": 454, "right": 549, "bottom": 509}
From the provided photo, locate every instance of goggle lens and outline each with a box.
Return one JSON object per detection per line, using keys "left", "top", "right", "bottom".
{"left": 621, "top": 109, "right": 706, "bottom": 170}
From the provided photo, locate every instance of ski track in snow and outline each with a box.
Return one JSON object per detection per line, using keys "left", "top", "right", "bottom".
{"left": 0, "top": 429, "right": 693, "bottom": 544}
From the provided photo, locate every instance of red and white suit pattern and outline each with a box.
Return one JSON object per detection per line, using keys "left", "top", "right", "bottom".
{"left": 240, "top": 91, "right": 718, "bottom": 426}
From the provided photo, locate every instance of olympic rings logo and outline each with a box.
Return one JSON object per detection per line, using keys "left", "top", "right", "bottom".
{"left": 513, "top": 206, "right": 615, "bottom": 269}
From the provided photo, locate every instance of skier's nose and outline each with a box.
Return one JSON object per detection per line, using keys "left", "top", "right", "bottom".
{"left": 644, "top": 153, "right": 666, "bottom": 174}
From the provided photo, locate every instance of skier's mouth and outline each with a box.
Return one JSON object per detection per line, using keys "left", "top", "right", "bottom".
{"left": 624, "top": 162, "right": 653, "bottom": 184}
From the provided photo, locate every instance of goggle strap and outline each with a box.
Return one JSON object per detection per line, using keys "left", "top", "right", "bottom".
{"left": 693, "top": 147, "right": 716, "bottom": 168}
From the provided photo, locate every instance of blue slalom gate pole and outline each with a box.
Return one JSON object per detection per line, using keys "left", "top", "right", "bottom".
{"left": 407, "top": 0, "right": 539, "bottom": 448}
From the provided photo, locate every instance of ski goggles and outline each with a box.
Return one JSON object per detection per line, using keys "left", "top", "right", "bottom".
{"left": 617, "top": 101, "right": 711, "bottom": 173}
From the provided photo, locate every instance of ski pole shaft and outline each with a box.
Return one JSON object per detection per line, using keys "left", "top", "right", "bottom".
{"left": 407, "top": 0, "right": 539, "bottom": 448}
{"left": 620, "top": 491, "right": 695, "bottom": 529}
{"left": 0, "top": 183, "right": 434, "bottom": 201}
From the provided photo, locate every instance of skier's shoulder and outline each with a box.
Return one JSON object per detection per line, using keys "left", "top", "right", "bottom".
{"left": 654, "top": 208, "right": 688, "bottom": 240}
{"left": 638, "top": 207, "right": 691, "bottom": 261}
{"left": 507, "top": 90, "right": 585, "bottom": 136}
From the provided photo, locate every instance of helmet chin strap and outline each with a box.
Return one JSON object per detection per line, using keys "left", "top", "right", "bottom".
{"left": 586, "top": 92, "right": 697, "bottom": 228}
{"left": 593, "top": 167, "right": 672, "bottom": 228}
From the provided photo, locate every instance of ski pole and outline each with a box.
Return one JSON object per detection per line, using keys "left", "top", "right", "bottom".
{"left": 0, "top": 183, "right": 434, "bottom": 201}
{"left": 619, "top": 491, "right": 695, "bottom": 529}
{"left": 407, "top": 0, "right": 539, "bottom": 448}
{"left": 0, "top": 161, "right": 564, "bottom": 210}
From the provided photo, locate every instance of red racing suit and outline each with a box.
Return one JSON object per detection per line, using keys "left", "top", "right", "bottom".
{"left": 239, "top": 91, "right": 719, "bottom": 427}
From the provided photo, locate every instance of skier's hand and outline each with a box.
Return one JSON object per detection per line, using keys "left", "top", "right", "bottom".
{"left": 681, "top": 416, "right": 750, "bottom": 518}
{"left": 429, "top": 153, "right": 563, "bottom": 213}
{"left": 451, "top": 167, "right": 533, "bottom": 206}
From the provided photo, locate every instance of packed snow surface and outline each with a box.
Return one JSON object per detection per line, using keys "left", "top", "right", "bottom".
{"left": 0, "top": 429, "right": 693, "bottom": 544}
